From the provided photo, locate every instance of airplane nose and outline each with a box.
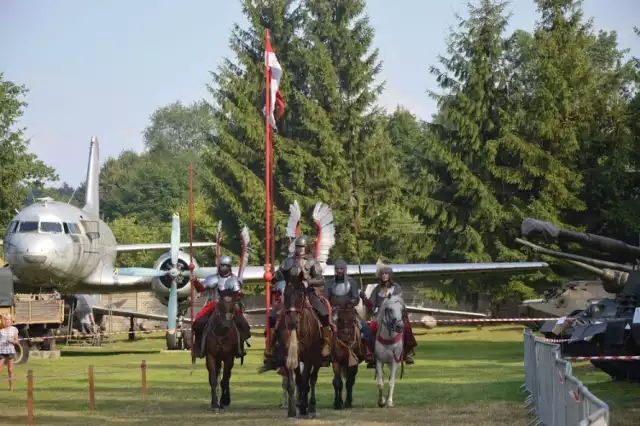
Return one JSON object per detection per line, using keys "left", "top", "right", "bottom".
{"left": 20, "top": 235, "right": 57, "bottom": 256}
{"left": 7, "top": 234, "right": 59, "bottom": 273}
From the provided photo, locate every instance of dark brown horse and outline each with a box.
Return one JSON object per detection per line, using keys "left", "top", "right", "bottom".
{"left": 202, "top": 296, "right": 240, "bottom": 413}
{"left": 331, "top": 300, "right": 366, "bottom": 409}
{"left": 279, "top": 275, "right": 329, "bottom": 418}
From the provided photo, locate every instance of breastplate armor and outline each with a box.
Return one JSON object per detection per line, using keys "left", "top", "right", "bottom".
{"left": 200, "top": 274, "right": 219, "bottom": 303}
{"left": 332, "top": 280, "right": 350, "bottom": 297}
{"left": 218, "top": 274, "right": 241, "bottom": 296}
{"left": 302, "top": 256, "right": 316, "bottom": 272}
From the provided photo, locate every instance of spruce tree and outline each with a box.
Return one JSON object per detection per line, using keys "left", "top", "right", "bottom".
{"left": 510, "top": 0, "right": 591, "bottom": 220}
{"left": 427, "top": 0, "right": 511, "bottom": 261}
{"left": 571, "top": 28, "right": 640, "bottom": 240}
{"left": 303, "top": 0, "right": 427, "bottom": 262}
{"left": 203, "top": 0, "right": 313, "bottom": 258}
{"left": 426, "top": 0, "right": 546, "bottom": 307}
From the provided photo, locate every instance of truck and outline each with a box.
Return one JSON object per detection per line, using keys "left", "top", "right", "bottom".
{"left": 0, "top": 266, "right": 65, "bottom": 364}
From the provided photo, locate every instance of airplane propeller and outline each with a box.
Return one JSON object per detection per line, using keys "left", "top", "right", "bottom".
{"left": 115, "top": 214, "right": 187, "bottom": 334}
{"left": 167, "top": 214, "right": 180, "bottom": 334}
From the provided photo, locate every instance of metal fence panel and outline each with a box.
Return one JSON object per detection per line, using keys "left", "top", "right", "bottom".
{"left": 522, "top": 329, "right": 609, "bottom": 426}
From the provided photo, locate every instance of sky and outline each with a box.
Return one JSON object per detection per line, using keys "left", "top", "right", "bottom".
{"left": 1, "top": 0, "right": 639, "bottom": 187}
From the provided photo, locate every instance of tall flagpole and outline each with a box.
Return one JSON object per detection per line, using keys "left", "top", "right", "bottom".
{"left": 263, "top": 28, "right": 273, "bottom": 351}
{"left": 188, "top": 163, "right": 196, "bottom": 349}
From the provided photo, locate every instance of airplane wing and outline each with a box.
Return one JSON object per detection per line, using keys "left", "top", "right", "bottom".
{"left": 91, "top": 305, "right": 181, "bottom": 322}
{"left": 239, "top": 305, "right": 487, "bottom": 317}
{"left": 116, "top": 242, "right": 216, "bottom": 252}
{"left": 402, "top": 305, "right": 488, "bottom": 317}
{"left": 214, "top": 261, "right": 548, "bottom": 284}
{"left": 520, "top": 298, "right": 545, "bottom": 305}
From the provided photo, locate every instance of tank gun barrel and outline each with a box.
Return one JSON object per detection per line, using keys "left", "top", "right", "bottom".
{"left": 521, "top": 218, "right": 640, "bottom": 258}
{"left": 514, "top": 237, "right": 633, "bottom": 272}
{"left": 515, "top": 238, "right": 629, "bottom": 294}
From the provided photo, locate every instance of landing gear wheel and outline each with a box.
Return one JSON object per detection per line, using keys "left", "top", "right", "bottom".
{"left": 40, "top": 329, "right": 56, "bottom": 351}
{"left": 166, "top": 331, "right": 178, "bottom": 350}
{"left": 182, "top": 328, "right": 193, "bottom": 350}
{"left": 91, "top": 324, "right": 103, "bottom": 347}
{"left": 176, "top": 331, "right": 185, "bottom": 350}
{"left": 14, "top": 341, "right": 30, "bottom": 365}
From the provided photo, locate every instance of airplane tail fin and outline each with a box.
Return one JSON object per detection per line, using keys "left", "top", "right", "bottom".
{"left": 83, "top": 137, "right": 100, "bottom": 215}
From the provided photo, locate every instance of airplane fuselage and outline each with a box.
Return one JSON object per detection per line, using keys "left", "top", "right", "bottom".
{"left": 3, "top": 199, "right": 117, "bottom": 288}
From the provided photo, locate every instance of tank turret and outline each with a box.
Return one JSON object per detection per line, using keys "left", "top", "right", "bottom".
{"left": 516, "top": 218, "right": 638, "bottom": 295}
{"left": 517, "top": 218, "right": 640, "bottom": 382}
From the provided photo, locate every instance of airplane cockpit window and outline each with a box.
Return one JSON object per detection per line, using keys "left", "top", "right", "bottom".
{"left": 6, "top": 221, "right": 18, "bottom": 233}
{"left": 40, "top": 222, "right": 63, "bottom": 233}
{"left": 18, "top": 221, "right": 39, "bottom": 233}
{"left": 63, "top": 223, "right": 81, "bottom": 234}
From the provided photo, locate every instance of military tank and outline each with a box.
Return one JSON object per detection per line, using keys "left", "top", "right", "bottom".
{"left": 518, "top": 279, "right": 612, "bottom": 330}
{"left": 516, "top": 218, "right": 640, "bottom": 381}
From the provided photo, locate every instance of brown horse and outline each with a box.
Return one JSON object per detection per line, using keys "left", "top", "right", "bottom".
{"left": 280, "top": 279, "right": 328, "bottom": 418}
{"left": 331, "top": 300, "right": 366, "bottom": 410}
{"left": 202, "top": 296, "right": 240, "bottom": 413}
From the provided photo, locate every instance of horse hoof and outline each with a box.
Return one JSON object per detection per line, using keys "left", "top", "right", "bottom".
{"left": 212, "top": 408, "right": 220, "bottom": 414}
{"left": 307, "top": 413, "right": 317, "bottom": 419}
{"left": 344, "top": 402, "right": 352, "bottom": 409}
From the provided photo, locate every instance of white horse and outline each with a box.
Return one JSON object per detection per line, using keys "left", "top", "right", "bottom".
{"left": 373, "top": 294, "right": 405, "bottom": 408}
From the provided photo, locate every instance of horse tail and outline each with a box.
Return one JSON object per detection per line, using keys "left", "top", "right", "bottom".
{"left": 286, "top": 329, "right": 299, "bottom": 370}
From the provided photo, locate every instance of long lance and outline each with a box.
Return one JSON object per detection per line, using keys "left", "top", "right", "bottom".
{"left": 351, "top": 191, "right": 364, "bottom": 291}
{"left": 349, "top": 127, "right": 364, "bottom": 292}
{"left": 263, "top": 28, "right": 273, "bottom": 351}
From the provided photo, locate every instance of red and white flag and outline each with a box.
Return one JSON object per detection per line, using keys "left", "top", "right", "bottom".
{"left": 264, "top": 37, "right": 285, "bottom": 130}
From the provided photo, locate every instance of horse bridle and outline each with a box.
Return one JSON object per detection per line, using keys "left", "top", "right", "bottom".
{"left": 380, "top": 301, "right": 404, "bottom": 334}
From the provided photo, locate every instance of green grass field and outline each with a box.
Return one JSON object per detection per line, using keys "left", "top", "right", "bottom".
{"left": 0, "top": 326, "right": 638, "bottom": 425}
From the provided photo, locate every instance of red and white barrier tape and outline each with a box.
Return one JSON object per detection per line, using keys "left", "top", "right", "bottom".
{"left": 16, "top": 317, "right": 558, "bottom": 343}
{"left": 433, "top": 317, "right": 557, "bottom": 324}
{"left": 564, "top": 355, "right": 640, "bottom": 361}
{"left": 536, "top": 336, "right": 572, "bottom": 343}
{"left": 17, "top": 327, "right": 269, "bottom": 343}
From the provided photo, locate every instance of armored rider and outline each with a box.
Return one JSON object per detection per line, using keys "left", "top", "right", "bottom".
{"left": 192, "top": 226, "right": 252, "bottom": 359}
{"left": 264, "top": 236, "right": 332, "bottom": 364}
{"left": 360, "top": 265, "right": 417, "bottom": 367}
{"left": 324, "top": 258, "right": 373, "bottom": 363}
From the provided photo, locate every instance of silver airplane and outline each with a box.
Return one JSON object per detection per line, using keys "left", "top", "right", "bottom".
{"left": 2, "top": 137, "right": 550, "bottom": 348}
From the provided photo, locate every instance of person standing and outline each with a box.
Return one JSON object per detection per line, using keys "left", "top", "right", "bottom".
{"left": 0, "top": 313, "right": 20, "bottom": 391}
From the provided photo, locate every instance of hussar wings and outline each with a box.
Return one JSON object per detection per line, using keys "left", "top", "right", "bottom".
{"left": 286, "top": 200, "right": 301, "bottom": 255}
{"left": 238, "top": 226, "right": 250, "bottom": 282}
{"left": 313, "top": 202, "right": 335, "bottom": 269}
{"left": 215, "top": 220, "right": 222, "bottom": 269}
{"left": 375, "top": 258, "right": 386, "bottom": 278}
